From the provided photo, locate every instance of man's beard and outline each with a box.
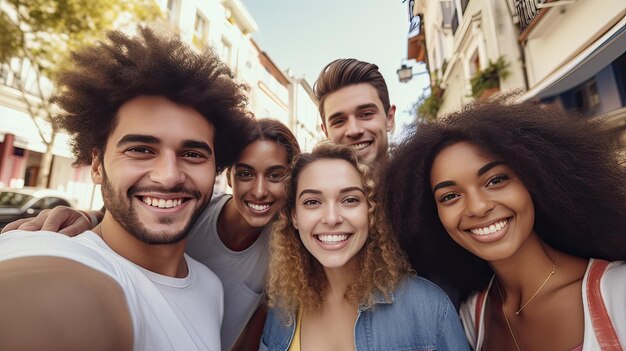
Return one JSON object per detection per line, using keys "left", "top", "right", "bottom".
{"left": 100, "top": 168, "right": 209, "bottom": 245}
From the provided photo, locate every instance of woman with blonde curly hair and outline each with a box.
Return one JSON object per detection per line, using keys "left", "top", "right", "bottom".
{"left": 260, "top": 142, "right": 468, "bottom": 351}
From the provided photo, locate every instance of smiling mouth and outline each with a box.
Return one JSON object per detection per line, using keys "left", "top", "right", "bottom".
{"left": 141, "top": 196, "right": 188, "bottom": 209}
{"left": 350, "top": 141, "right": 372, "bottom": 151}
{"left": 467, "top": 218, "right": 510, "bottom": 236}
{"left": 316, "top": 233, "right": 350, "bottom": 243}
{"left": 246, "top": 201, "right": 273, "bottom": 213}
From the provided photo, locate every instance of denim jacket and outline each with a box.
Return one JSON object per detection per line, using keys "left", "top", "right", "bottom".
{"left": 259, "top": 276, "right": 469, "bottom": 351}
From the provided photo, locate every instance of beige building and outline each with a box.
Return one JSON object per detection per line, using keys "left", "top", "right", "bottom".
{"left": 409, "top": 0, "right": 626, "bottom": 139}
{"left": 517, "top": 0, "right": 626, "bottom": 139}
{"left": 410, "top": 0, "right": 526, "bottom": 117}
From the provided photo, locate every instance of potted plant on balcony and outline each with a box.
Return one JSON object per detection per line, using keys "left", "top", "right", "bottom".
{"left": 470, "top": 56, "right": 510, "bottom": 99}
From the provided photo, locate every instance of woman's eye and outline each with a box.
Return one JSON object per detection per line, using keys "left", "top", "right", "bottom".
{"left": 267, "top": 172, "right": 286, "bottom": 182}
{"left": 487, "top": 174, "right": 510, "bottom": 187}
{"left": 237, "top": 170, "right": 253, "bottom": 178}
{"left": 303, "top": 199, "right": 320, "bottom": 206}
{"left": 439, "top": 192, "right": 459, "bottom": 203}
{"left": 342, "top": 196, "right": 361, "bottom": 205}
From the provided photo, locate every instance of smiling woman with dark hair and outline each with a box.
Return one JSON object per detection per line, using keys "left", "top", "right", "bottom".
{"left": 383, "top": 99, "right": 626, "bottom": 350}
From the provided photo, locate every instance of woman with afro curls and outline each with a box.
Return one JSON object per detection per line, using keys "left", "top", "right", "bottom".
{"left": 383, "top": 99, "right": 626, "bottom": 350}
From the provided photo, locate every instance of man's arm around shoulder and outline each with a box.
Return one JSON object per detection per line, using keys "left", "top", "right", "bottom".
{"left": 0, "top": 256, "right": 133, "bottom": 351}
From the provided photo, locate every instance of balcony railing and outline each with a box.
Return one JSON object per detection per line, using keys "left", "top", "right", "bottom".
{"left": 515, "top": 0, "right": 543, "bottom": 32}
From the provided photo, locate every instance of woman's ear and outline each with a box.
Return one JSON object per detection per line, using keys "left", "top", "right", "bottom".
{"left": 291, "top": 209, "right": 298, "bottom": 229}
{"left": 226, "top": 168, "right": 233, "bottom": 188}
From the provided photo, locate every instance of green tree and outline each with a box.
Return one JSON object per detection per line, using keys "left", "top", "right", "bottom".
{"left": 0, "top": 0, "right": 161, "bottom": 187}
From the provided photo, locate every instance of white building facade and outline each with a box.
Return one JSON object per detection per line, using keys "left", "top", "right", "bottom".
{"left": 409, "top": 0, "right": 626, "bottom": 142}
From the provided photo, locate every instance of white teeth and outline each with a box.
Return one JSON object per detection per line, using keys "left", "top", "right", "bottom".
{"left": 469, "top": 219, "right": 509, "bottom": 235}
{"left": 142, "top": 196, "right": 184, "bottom": 209}
{"left": 317, "top": 234, "right": 349, "bottom": 243}
{"left": 247, "top": 202, "right": 271, "bottom": 212}
{"left": 351, "top": 142, "right": 371, "bottom": 151}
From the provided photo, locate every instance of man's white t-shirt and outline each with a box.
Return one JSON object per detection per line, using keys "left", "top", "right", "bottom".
{"left": 0, "top": 230, "right": 223, "bottom": 351}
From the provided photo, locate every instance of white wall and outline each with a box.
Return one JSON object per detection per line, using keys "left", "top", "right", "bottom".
{"left": 524, "top": 0, "right": 626, "bottom": 87}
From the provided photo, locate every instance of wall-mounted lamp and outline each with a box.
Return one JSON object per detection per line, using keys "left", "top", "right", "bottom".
{"left": 396, "top": 63, "right": 429, "bottom": 83}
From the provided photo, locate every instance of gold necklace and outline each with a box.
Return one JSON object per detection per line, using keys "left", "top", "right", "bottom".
{"left": 493, "top": 252, "right": 560, "bottom": 351}
{"left": 496, "top": 280, "right": 521, "bottom": 351}
{"left": 515, "top": 252, "right": 559, "bottom": 314}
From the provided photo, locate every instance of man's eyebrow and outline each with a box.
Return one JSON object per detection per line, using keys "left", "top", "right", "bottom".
{"left": 356, "top": 103, "right": 379, "bottom": 111}
{"left": 117, "top": 134, "right": 159, "bottom": 147}
{"left": 432, "top": 180, "right": 455, "bottom": 193}
{"left": 182, "top": 140, "right": 213, "bottom": 155}
{"left": 477, "top": 161, "right": 504, "bottom": 176}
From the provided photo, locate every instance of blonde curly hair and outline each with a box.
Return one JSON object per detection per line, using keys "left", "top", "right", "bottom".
{"left": 266, "top": 142, "right": 411, "bottom": 321}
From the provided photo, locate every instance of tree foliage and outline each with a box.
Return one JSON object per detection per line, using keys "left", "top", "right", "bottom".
{"left": 0, "top": 0, "right": 161, "bottom": 186}
{"left": 415, "top": 84, "right": 444, "bottom": 123}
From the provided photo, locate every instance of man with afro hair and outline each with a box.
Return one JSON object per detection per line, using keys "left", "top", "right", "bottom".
{"left": 0, "top": 26, "right": 252, "bottom": 351}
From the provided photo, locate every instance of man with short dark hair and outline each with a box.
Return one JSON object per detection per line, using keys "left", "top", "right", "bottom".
{"left": 0, "top": 27, "right": 251, "bottom": 351}
{"left": 314, "top": 58, "right": 396, "bottom": 166}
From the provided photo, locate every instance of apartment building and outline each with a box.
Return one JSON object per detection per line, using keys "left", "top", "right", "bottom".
{"left": 408, "top": 0, "right": 626, "bottom": 140}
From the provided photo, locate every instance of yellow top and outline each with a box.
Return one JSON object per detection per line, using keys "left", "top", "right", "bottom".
{"left": 287, "top": 311, "right": 302, "bottom": 351}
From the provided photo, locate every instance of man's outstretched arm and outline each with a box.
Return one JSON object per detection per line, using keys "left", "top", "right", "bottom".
{"left": 0, "top": 256, "right": 133, "bottom": 351}
{"left": 1, "top": 206, "right": 103, "bottom": 235}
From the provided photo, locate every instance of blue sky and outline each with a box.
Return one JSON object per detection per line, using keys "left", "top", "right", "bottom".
{"left": 241, "top": 0, "right": 430, "bottom": 139}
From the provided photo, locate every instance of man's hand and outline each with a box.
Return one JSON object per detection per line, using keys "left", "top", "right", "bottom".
{"left": 1, "top": 206, "right": 96, "bottom": 236}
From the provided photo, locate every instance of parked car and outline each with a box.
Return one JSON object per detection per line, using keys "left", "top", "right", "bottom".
{"left": 0, "top": 187, "right": 77, "bottom": 230}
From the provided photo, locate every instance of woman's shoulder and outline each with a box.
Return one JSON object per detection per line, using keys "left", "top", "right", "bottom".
{"left": 261, "top": 308, "right": 294, "bottom": 351}
{"left": 395, "top": 275, "right": 451, "bottom": 299}
{"left": 391, "top": 275, "right": 456, "bottom": 312}
{"left": 591, "top": 259, "right": 626, "bottom": 297}
{"left": 588, "top": 259, "right": 625, "bottom": 286}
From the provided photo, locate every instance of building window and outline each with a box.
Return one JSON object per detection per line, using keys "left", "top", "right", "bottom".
{"left": 193, "top": 11, "right": 209, "bottom": 49}
{"left": 0, "top": 64, "right": 10, "bottom": 86}
{"left": 573, "top": 79, "right": 601, "bottom": 115}
{"left": 221, "top": 38, "right": 232, "bottom": 64}
{"left": 440, "top": 1, "right": 455, "bottom": 29}
{"left": 611, "top": 51, "right": 626, "bottom": 106}
{"left": 0, "top": 63, "right": 20, "bottom": 90}
{"left": 166, "top": 0, "right": 181, "bottom": 24}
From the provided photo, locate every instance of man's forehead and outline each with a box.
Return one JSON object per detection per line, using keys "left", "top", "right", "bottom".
{"left": 323, "top": 83, "right": 383, "bottom": 116}
{"left": 107, "top": 96, "right": 215, "bottom": 147}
